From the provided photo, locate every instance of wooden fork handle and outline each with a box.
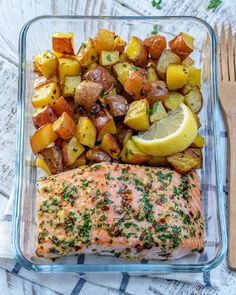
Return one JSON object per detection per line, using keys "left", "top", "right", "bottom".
{"left": 227, "top": 115, "right": 236, "bottom": 270}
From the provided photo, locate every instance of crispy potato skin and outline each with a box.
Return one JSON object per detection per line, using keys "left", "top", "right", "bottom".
{"left": 169, "top": 33, "right": 193, "bottom": 61}
{"left": 146, "top": 80, "right": 168, "bottom": 105}
{"left": 85, "top": 65, "right": 114, "bottom": 94}
{"left": 33, "top": 106, "right": 58, "bottom": 129}
{"left": 76, "top": 38, "right": 98, "bottom": 67}
{"left": 86, "top": 146, "right": 111, "bottom": 162}
{"left": 144, "top": 35, "right": 166, "bottom": 60}
{"left": 52, "top": 33, "right": 74, "bottom": 55}
{"left": 100, "top": 134, "right": 120, "bottom": 159}
{"left": 32, "top": 82, "right": 61, "bottom": 108}
{"left": 124, "top": 69, "right": 150, "bottom": 100}
{"left": 34, "top": 75, "right": 59, "bottom": 89}
{"left": 125, "top": 36, "right": 148, "bottom": 67}
{"left": 74, "top": 80, "right": 103, "bottom": 111}
{"left": 94, "top": 29, "right": 115, "bottom": 54}
{"left": 115, "top": 124, "right": 132, "bottom": 147}
{"left": 94, "top": 109, "right": 117, "bottom": 141}
{"left": 51, "top": 96, "right": 74, "bottom": 118}
{"left": 39, "top": 147, "right": 63, "bottom": 174}
{"left": 104, "top": 94, "right": 128, "bottom": 117}
{"left": 52, "top": 112, "right": 76, "bottom": 140}
{"left": 112, "top": 36, "right": 126, "bottom": 52}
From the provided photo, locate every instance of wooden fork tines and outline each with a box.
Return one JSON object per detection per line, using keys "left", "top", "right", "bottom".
{"left": 215, "top": 23, "right": 236, "bottom": 270}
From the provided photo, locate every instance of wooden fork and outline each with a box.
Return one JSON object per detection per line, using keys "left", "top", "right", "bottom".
{"left": 215, "top": 24, "right": 236, "bottom": 270}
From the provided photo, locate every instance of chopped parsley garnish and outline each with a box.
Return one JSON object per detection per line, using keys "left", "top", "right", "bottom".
{"left": 207, "top": 0, "right": 222, "bottom": 11}
{"left": 151, "top": 24, "right": 158, "bottom": 35}
{"left": 106, "top": 54, "right": 112, "bottom": 62}
{"left": 151, "top": 0, "right": 162, "bottom": 10}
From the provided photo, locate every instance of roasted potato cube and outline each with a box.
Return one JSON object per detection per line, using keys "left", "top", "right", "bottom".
{"left": 119, "top": 53, "right": 129, "bottom": 62}
{"left": 193, "top": 113, "right": 201, "bottom": 129}
{"left": 76, "top": 38, "right": 98, "bottom": 67}
{"left": 149, "top": 101, "right": 168, "bottom": 123}
{"left": 169, "top": 32, "right": 194, "bottom": 61}
{"left": 182, "top": 56, "right": 194, "bottom": 67}
{"left": 146, "top": 80, "right": 168, "bottom": 105}
{"left": 52, "top": 32, "right": 74, "bottom": 55}
{"left": 167, "top": 148, "right": 202, "bottom": 173}
{"left": 85, "top": 65, "right": 114, "bottom": 94}
{"left": 34, "top": 75, "right": 59, "bottom": 90}
{"left": 113, "top": 62, "right": 132, "bottom": 85}
{"left": 53, "top": 51, "right": 76, "bottom": 60}
{"left": 166, "top": 64, "right": 189, "bottom": 90}
{"left": 39, "top": 147, "right": 63, "bottom": 174}
{"left": 125, "top": 36, "right": 148, "bottom": 67}
{"left": 100, "top": 134, "right": 120, "bottom": 159}
{"left": 144, "top": 35, "right": 166, "bottom": 60}
{"left": 86, "top": 147, "right": 111, "bottom": 162}
{"left": 30, "top": 123, "right": 58, "bottom": 154}
{"left": 74, "top": 80, "right": 103, "bottom": 111}
{"left": 75, "top": 116, "right": 97, "bottom": 148}
{"left": 58, "top": 58, "right": 81, "bottom": 82}
{"left": 113, "top": 36, "right": 126, "bottom": 52}
{"left": 32, "top": 82, "right": 60, "bottom": 108}
{"left": 33, "top": 106, "right": 58, "bottom": 129}
{"left": 179, "top": 84, "right": 197, "bottom": 95}
{"left": 67, "top": 153, "right": 87, "bottom": 169}
{"left": 115, "top": 124, "right": 133, "bottom": 147}
{"left": 35, "top": 156, "right": 52, "bottom": 175}
{"left": 164, "top": 91, "right": 184, "bottom": 111}
{"left": 184, "top": 88, "right": 203, "bottom": 113}
{"left": 34, "top": 51, "right": 58, "bottom": 77}
{"left": 104, "top": 94, "right": 128, "bottom": 117}
{"left": 95, "top": 109, "right": 117, "bottom": 141}
{"left": 52, "top": 112, "right": 76, "bottom": 140}
{"left": 148, "top": 155, "right": 170, "bottom": 167}
{"left": 99, "top": 51, "right": 120, "bottom": 66}
{"left": 157, "top": 49, "right": 181, "bottom": 80}
{"left": 147, "top": 65, "right": 159, "bottom": 81}
{"left": 51, "top": 96, "right": 74, "bottom": 118}
{"left": 188, "top": 67, "right": 201, "bottom": 87}
{"left": 124, "top": 68, "right": 150, "bottom": 100}
{"left": 62, "top": 76, "right": 81, "bottom": 97}
{"left": 94, "top": 29, "right": 115, "bottom": 53}
{"left": 124, "top": 99, "right": 149, "bottom": 131}
{"left": 191, "top": 133, "right": 205, "bottom": 148}
{"left": 62, "top": 136, "right": 85, "bottom": 166}
{"left": 120, "top": 139, "right": 151, "bottom": 164}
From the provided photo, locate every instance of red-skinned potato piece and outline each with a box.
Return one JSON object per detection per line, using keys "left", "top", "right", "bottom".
{"left": 86, "top": 146, "right": 111, "bottom": 162}
{"left": 144, "top": 35, "right": 166, "bottom": 60}
{"left": 51, "top": 96, "right": 74, "bottom": 118}
{"left": 94, "top": 109, "right": 117, "bottom": 141}
{"left": 52, "top": 32, "right": 74, "bottom": 55}
{"left": 52, "top": 112, "right": 76, "bottom": 140}
{"left": 104, "top": 94, "right": 128, "bottom": 117}
{"left": 169, "top": 32, "right": 194, "bottom": 61}
{"left": 74, "top": 80, "right": 103, "bottom": 111}
{"left": 33, "top": 106, "right": 58, "bottom": 129}
{"left": 123, "top": 69, "right": 150, "bottom": 100}
{"left": 84, "top": 65, "right": 114, "bottom": 94}
{"left": 146, "top": 80, "right": 168, "bottom": 105}
{"left": 125, "top": 36, "right": 148, "bottom": 67}
{"left": 39, "top": 147, "right": 63, "bottom": 174}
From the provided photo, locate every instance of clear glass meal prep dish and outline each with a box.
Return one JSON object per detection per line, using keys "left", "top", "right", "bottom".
{"left": 13, "top": 15, "right": 227, "bottom": 273}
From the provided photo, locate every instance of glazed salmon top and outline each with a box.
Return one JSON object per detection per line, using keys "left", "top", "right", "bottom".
{"left": 36, "top": 163, "right": 204, "bottom": 259}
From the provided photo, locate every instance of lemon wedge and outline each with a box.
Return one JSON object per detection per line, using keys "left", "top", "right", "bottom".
{"left": 132, "top": 103, "right": 197, "bottom": 156}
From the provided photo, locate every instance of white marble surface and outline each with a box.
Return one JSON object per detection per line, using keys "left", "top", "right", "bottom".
{"left": 0, "top": 0, "right": 236, "bottom": 293}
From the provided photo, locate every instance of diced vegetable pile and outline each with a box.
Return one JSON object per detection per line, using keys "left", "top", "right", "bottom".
{"left": 31, "top": 29, "right": 204, "bottom": 175}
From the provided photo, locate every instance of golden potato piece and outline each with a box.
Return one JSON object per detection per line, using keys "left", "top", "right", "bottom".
{"left": 35, "top": 156, "right": 52, "bottom": 175}
{"left": 74, "top": 80, "right": 103, "bottom": 111}
{"left": 30, "top": 123, "right": 58, "bottom": 154}
{"left": 75, "top": 116, "right": 97, "bottom": 148}
{"left": 76, "top": 38, "right": 98, "bottom": 67}
{"left": 147, "top": 64, "right": 159, "bottom": 81}
{"left": 62, "top": 76, "right": 81, "bottom": 97}
{"left": 167, "top": 148, "right": 202, "bottom": 173}
{"left": 188, "top": 67, "right": 201, "bottom": 87}
{"left": 99, "top": 51, "right": 120, "bottom": 66}
{"left": 67, "top": 153, "right": 87, "bottom": 169}
{"left": 94, "top": 109, "right": 117, "bottom": 141}
{"left": 169, "top": 32, "right": 194, "bottom": 61}
{"left": 33, "top": 75, "right": 59, "bottom": 90}
{"left": 100, "top": 134, "right": 120, "bottom": 159}
{"left": 157, "top": 49, "right": 181, "bottom": 80}
{"left": 148, "top": 155, "right": 170, "bottom": 167}
{"left": 184, "top": 88, "right": 203, "bottom": 113}
{"left": 149, "top": 101, "right": 168, "bottom": 123}
{"left": 34, "top": 51, "right": 58, "bottom": 77}
{"left": 124, "top": 99, "right": 149, "bottom": 131}
{"left": 182, "top": 56, "right": 194, "bottom": 67}
{"left": 86, "top": 147, "right": 111, "bottom": 162}
{"left": 166, "top": 64, "right": 189, "bottom": 90}
{"left": 62, "top": 137, "right": 85, "bottom": 166}
{"left": 51, "top": 96, "right": 74, "bottom": 118}
{"left": 58, "top": 58, "right": 81, "bottom": 81}
{"left": 52, "top": 32, "right": 74, "bottom": 55}
{"left": 113, "top": 62, "right": 132, "bottom": 85}
{"left": 113, "top": 36, "right": 126, "bottom": 52}
{"left": 120, "top": 139, "right": 151, "bottom": 164}
{"left": 191, "top": 133, "right": 205, "bottom": 148}
{"left": 164, "top": 91, "right": 184, "bottom": 111}
{"left": 94, "top": 29, "right": 115, "bottom": 54}
{"left": 32, "top": 83, "right": 60, "bottom": 108}
{"left": 125, "top": 36, "right": 148, "bottom": 67}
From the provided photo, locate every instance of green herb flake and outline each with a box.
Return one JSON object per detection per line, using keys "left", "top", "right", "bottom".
{"left": 151, "top": 24, "right": 158, "bottom": 35}
{"left": 106, "top": 54, "right": 112, "bottom": 62}
{"left": 100, "top": 215, "right": 107, "bottom": 222}
{"left": 207, "top": 0, "right": 222, "bottom": 11}
{"left": 151, "top": 0, "right": 162, "bottom": 10}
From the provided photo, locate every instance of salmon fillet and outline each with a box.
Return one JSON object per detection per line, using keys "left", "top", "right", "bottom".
{"left": 36, "top": 163, "right": 204, "bottom": 260}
